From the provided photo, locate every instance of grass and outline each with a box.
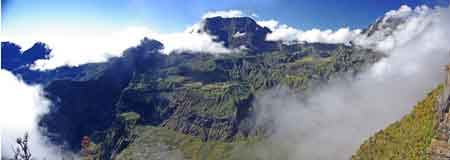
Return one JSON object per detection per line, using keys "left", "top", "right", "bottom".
{"left": 352, "top": 85, "right": 443, "bottom": 160}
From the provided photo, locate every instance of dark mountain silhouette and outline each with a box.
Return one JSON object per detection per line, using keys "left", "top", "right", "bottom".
{"left": 1, "top": 42, "right": 50, "bottom": 71}
{"left": 198, "top": 17, "right": 278, "bottom": 53}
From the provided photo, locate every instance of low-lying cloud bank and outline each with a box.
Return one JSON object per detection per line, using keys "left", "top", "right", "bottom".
{"left": 3, "top": 25, "right": 235, "bottom": 70}
{"left": 257, "top": 5, "right": 438, "bottom": 48}
{"left": 0, "top": 69, "right": 74, "bottom": 159}
{"left": 257, "top": 19, "right": 362, "bottom": 44}
{"left": 3, "top": 9, "right": 254, "bottom": 70}
{"left": 251, "top": 5, "right": 450, "bottom": 160}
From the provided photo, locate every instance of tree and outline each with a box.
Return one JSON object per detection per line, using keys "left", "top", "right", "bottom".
{"left": 13, "top": 133, "right": 32, "bottom": 160}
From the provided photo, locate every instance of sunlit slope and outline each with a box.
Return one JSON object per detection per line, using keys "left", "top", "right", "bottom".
{"left": 352, "top": 85, "right": 443, "bottom": 160}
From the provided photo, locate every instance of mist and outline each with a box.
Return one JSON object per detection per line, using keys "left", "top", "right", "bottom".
{"left": 251, "top": 5, "right": 450, "bottom": 160}
{"left": 0, "top": 69, "right": 75, "bottom": 159}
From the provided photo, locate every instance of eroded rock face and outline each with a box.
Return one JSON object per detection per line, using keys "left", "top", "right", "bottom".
{"left": 429, "top": 65, "right": 450, "bottom": 160}
{"left": 200, "top": 17, "right": 278, "bottom": 53}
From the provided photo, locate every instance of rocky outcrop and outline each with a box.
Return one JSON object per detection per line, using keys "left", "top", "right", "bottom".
{"left": 199, "top": 17, "right": 279, "bottom": 53}
{"left": 428, "top": 65, "right": 450, "bottom": 160}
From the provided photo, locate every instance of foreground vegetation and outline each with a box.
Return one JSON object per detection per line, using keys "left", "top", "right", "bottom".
{"left": 352, "top": 85, "right": 443, "bottom": 160}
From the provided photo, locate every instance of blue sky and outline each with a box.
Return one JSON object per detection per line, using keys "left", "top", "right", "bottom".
{"left": 2, "top": 0, "right": 449, "bottom": 33}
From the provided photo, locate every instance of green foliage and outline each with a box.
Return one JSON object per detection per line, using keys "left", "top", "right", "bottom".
{"left": 116, "top": 125, "right": 312, "bottom": 160}
{"left": 115, "top": 126, "right": 260, "bottom": 160}
{"left": 352, "top": 85, "right": 443, "bottom": 160}
{"left": 188, "top": 82, "right": 251, "bottom": 118}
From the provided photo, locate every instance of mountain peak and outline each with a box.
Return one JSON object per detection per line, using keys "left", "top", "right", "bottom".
{"left": 198, "top": 16, "right": 273, "bottom": 52}
{"left": 1, "top": 41, "right": 51, "bottom": 70}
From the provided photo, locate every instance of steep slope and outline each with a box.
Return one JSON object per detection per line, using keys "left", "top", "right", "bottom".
{"left": 352, "top": 85, "right": 442, "bottom": 160}
{"left": 426, "top": 66, "right": 450, "bottom": 160}
{"left": 353, "top": 67, "right": 450, "bottom": 160}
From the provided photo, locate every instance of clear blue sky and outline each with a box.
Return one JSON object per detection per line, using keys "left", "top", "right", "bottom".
{"left": 2, "top": 0, "right": 449, "bottom": 33}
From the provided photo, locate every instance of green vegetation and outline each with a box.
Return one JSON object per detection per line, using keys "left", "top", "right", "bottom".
{"left": 115, "top": 126, "right": 261, "bottom": 160}
{"left": 189, "top": 82, "right": 251, "bottom": 118}
{"left": 115, "top": 125, "right": 309, "bottom": 160}
{"left": 352, "top": 85, "right": 443, "bottom": 160}
{"left": 119, "top": 112, "right": 141, "bottom": 123}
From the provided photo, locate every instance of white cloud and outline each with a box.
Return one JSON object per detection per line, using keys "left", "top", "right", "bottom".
{"left": 257, "top": 5, "right": 431, "bottom": 46}
{"left": 202, "top": 10, "right": 245, "bottom": 19}
{"left": 259, "top": 20, "right": 362, "bottom": 44}
{"left": 156, "top": 32, "right": 233, "bottom": 54}
{"left": 354, "top": 5, "right": 434, "bottom": 52}
{"left": 0, "top": 70, "right": 49, "bottom": 131}
{"left": 0, "top": 69, "right": 74, "bottom": 159}
{"left": 4, "top": 27, "right": 156, "bottom": 70}
{"left": 256, "top": 20, "right": 279, "bottom": 31}
{"left": 385, "top": 5, "right": 413, "bottom": 18}
{"left": 4, "top": 24, "right": 235, "bottom": 70}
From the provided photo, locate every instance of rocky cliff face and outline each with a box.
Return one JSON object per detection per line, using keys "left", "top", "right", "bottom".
{"left": 198, "top": 17, "right": 279, "bottom": 53}
{"left": 428, "top": 65, "right": 450, "bottom": 160}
